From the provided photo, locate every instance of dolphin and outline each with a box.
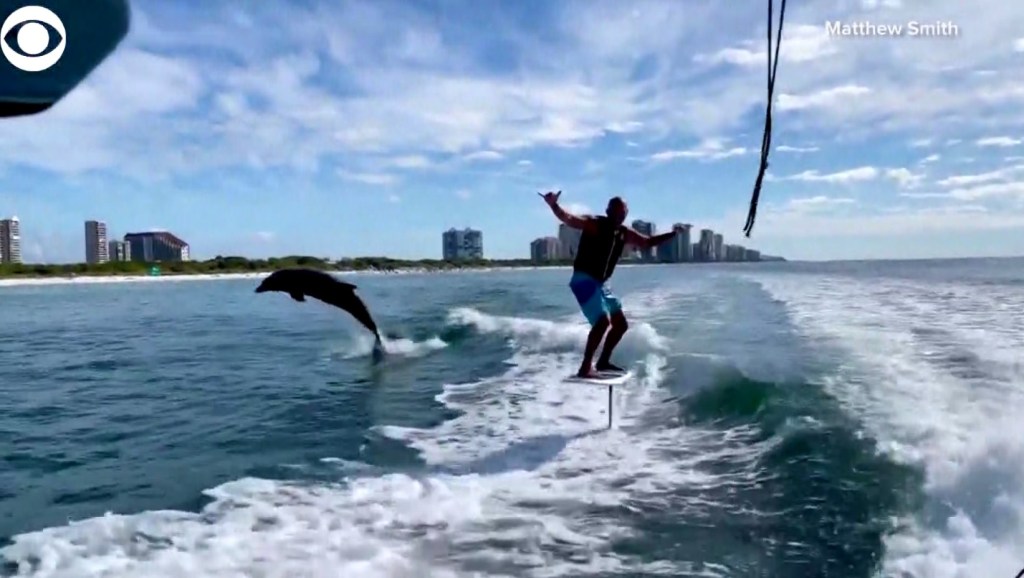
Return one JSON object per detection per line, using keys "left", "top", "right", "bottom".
{"left": 255, "top": 268, "right": 386, "bottom": 362}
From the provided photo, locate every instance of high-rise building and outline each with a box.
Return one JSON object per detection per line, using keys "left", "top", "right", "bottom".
{"left": 631, "top": 220, "right": 655, "bottom": 261}
{"left": 557, "top": 223, "right": 581, "bottom": 260}
{"left": 442, "top": 228, "right": 483, "bottom": 261}
{"left": 713, "top": 233, "right": 724, "bottom": 262}
{"left": 745, "top": 249, "right": 761, "bottom": 262}
{"left": 108, "top": 240, "right": 131, "bottom": 262}
{"left": 656, "top": 241, "right": 672, "bottom": 262}
{"left": 673, "top": 223, "right": 692, "bottom": 262}
{"left": 654, "top": 224, "right": 689, "bottom": 263}
{"left": 725, "top": 244, "right": 744, "bottom": 262}
{"left": 0, "top": 216, "right": 22, "bottom": 264}
{"left": 698, "top": 229, "right": 714, "bottom": 262}
{"left": 124, "top": 231, "right": 190, "bottom": 262}
{"left": 530, "top": 237, "right": 560, "bottom": 263}
{"left": 85, "top": 220, "right": 109, "bottom": 264}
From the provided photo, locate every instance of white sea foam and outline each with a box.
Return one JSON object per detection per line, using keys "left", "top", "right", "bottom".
{"left": 2, "top": 287, "right": 720, "bottom": 577}
{"left": 754, "top": 273, "right": 1024, "bottom": 578}
{"left": 333, "top": 333, "right": 448, "bottom": 360}
{"left": 445, "top": 306, "right": 669, "bottom": 353}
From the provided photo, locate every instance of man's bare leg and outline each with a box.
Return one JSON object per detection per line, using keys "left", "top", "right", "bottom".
{"left": 596, "top": 310, "right": 628, "bottom": 372}
{"left": 578, "top": 315, "right": 610, "bottom": 377}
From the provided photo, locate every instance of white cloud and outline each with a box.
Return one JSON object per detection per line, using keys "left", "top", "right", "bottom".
{"left": 920, "top": 154, "right": 941, "bottom": 164}
{"left": 337, "top": 169, "right": 397, "bottom": 185}
{"left": 389, "top": 155, "right": 432, "bottom": 169}
{"left": 783, "top": 166, "right": 879, "bottom": 183}
{"left": 651, "top": 138, "right": 747, "bottom": 162}
{"left": 388, "top": 194, "right": 401, "bottom": 203}
{"left": 862, "top": 0, "right": 902, "bottom": 8}
{"left": 5, "top": 4, "right": 696, "bottom": 176}
{"left": 910, "top": 138, "right": 934, "bottom": 148}
{"left": 898, "top": 192, "right": 951, "bottom": 199}
{"left": 895, "top": 159, "right": 1024, "bottom": 202}
{"left": 786, "top": 195, "right": 857, "bottom": 212}
{"left": 695, "top": 25, "right": 837, "bottom": 66}
{"left": 606, "top": 121, "right": 643, "bottom": 133}
{"left": 0, "top": 49, "right": 205, "bottom": 175}
{"left": 463, "top": 150, "right": 504, "bottom": 162}
{"left": 936, "top": 164, "right": 1024, "bottom": 186}
{"left": 776, "top": 85, "right": 871, "bottom": 112}
{"left": 1014, "top": 38, "right": 1024, "bottom": 52}
{"left": 565, "top": 202, "right": 592, "bottom": 215}
{"left": 778, "top": 165, "right": 922, "bottom": 188}
{"left": 455, "top": 189, "right": 472, "bottom": 200}
{"left": 776, "top": 145, "right": 819, "bottom": 153}
{"left": 1, "top": 0, "right": 1023, "bottom": 244}
{"left": 254, "top": 231, "right": 275, "bottom": 242}
{"left": 885, "top": 168, "right": 925, "bottom": 189}
{"left": 733, "top": 202, "right": 1024, "bottom": 240}
{"left": 947, "top": 181, "right": 1024, "bottom": 201}
{"left": 975, "top": 136, "right": 1022, "bottom": 147}
{"left": 517, "top": 160, "right": 533, "bottom": 166}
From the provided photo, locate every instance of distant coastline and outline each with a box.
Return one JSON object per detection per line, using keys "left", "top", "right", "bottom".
{"left": 0, "top": 254, "right": 785, "bottom": 285}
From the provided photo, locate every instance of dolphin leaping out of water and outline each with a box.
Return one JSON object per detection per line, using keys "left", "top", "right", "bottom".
{"left": 255, "top": 268, "right": 386, "bottom": 362}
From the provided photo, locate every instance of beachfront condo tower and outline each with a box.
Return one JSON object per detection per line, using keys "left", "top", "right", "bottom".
{"left": 85, "top": 220, "right": 110, "bottom": 264}
{"left": 0, "top": 216, "right": 22, "bottom": 264}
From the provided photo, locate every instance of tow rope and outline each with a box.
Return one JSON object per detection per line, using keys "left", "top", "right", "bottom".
{"left": 745, "top": 0, "right": 790, "bottom": 236}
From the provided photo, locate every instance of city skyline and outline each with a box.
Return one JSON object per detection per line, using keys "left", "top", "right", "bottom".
{"left": 0, "top": 205, "right": 785, "bottom": 265}
{"left": 0, "top": 216, "right": 193, "bottom": 265}
{"left": 1, "top": 0, "right": 1024, "bottom": 263}
{"left": 530, "top": 220, "right": 772, "bottom": 265}
{"left": 3, "top": 214, "right": 776, "bottom": 265}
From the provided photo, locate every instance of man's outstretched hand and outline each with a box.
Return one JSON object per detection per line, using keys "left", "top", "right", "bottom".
{"left": 538, "top": 190, "right": 561, "bottom": 207}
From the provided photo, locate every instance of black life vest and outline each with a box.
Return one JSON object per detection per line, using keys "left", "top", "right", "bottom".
{"left": 573, "top": 216, "right": 626, "bottom": 282}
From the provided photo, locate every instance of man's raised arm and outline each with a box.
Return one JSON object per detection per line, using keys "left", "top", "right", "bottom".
{"left": 539, "top": 190, "right": 595, "bottom": 232}
{"left": 625, "top": 224, "right": 691, "bottom": 248}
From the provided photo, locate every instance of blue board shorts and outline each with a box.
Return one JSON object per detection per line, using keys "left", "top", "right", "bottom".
{"left": 569, "top": 271, "right": 622, "bottom": 326}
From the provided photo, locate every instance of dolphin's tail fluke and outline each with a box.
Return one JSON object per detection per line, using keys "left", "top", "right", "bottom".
{"left": 371, "top": 334, "right": 387, "bottom": 364}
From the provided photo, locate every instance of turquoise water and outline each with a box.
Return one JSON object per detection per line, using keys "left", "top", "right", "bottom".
{"left": 2, "top": 260, "right": 1023, "bottom": 577}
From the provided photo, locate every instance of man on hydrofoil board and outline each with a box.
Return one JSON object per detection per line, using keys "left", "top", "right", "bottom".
{"left": 540, "top": 191, "right": 690, "bottom": 379}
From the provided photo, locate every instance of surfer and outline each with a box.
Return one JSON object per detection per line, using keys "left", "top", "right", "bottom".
{"left": 540, "top": 191, "right": 688, "bottom": 378}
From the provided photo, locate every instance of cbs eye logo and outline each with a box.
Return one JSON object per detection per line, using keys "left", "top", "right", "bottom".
{"left": 1, "top": 5, "right": 66, "bottom": 72}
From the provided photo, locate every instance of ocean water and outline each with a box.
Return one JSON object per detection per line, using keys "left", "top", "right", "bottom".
{"left": 1, "top": 259, "right": 1022, "bottom": 578}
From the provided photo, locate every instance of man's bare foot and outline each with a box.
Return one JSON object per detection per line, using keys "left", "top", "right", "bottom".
{"left": 595, "top": 361, "right": 625, "bottom": 373}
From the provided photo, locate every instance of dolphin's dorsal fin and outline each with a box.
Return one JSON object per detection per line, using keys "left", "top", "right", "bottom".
{"left": 289, "top": 291, "right": 305, "bottom": 302}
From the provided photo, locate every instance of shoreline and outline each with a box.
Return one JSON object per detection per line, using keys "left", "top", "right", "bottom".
{"left": 0, "top": 261, "right": 785, "bottom": 289}
{"left": 0, "top": 266, "right": 572, "bottom": 288}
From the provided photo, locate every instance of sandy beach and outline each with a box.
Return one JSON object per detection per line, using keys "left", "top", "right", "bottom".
{"left": 0, "top": 266, "right": 577, "bottom": 288}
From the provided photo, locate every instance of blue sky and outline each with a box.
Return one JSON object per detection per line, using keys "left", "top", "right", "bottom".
{"left": 2, "top": 0, "right": 1024, "bottom": 262}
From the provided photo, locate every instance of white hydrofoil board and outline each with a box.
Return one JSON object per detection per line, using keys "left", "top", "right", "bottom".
{"left": 564, "top": 370, "right": 633, "bottom": 385}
